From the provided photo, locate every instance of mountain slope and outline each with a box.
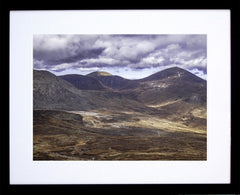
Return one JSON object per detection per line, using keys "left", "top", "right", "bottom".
{"left": 59, "top": 74, "right": 106, "bottom": 90}
{"left": 135, "top": 67, "right": 206, "bottom": 105}
{"left": 33, "top": 70, "right": 94, "bottom": 110}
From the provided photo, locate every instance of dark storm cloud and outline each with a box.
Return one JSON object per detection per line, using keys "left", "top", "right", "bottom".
{"left": 34, "top": 47, "right": 105, "bottom": 65}
{"left": 33, "top": 34, "right": 207, "bottom": 75}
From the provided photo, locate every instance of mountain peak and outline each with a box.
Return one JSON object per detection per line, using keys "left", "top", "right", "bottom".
{"left": 166, "top": 66, "right": 184, "bottom": 71}
{"left": 140, "top": 66, "right": 204, "bottom": 83}
{"left": 87, "top": 71, "right": 112, "bottom": 77}
{"left": 160, "top": 66, "right": 187, "bottom": 74}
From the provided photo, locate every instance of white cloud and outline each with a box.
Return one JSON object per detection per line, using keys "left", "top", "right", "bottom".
{"left": 33, "top": 35, "right": 74, "bottom": 51}
{"left": 165, "top": 44, "right": 181, "bottom": 51}
{"left": 184, "top": 56, "right": 207, "bottom": 68}
{"left": 49, "top": 63, "right": 73, "bottom": 71}
{"left": 188, "top": 68, "right": 207, "bottom": 80}
{"left": 33, "top": 59, "right": 45, "bottom": 69}
{"left": 80, "top": 57, "right": 119, "bottom": 65}
{"left": 77, "top": 67, "right": 100, "bottom": 72}
{"left": 141, "top": 56, "right": 164, "bottom": 65}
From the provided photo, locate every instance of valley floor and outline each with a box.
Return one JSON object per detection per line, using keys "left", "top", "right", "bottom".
{"left": 33, "top": 109, "right": 207, "bottom": 160}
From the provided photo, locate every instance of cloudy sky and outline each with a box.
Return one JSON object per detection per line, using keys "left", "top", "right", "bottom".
{"left": 33, "top": 34, "right": 207, "bottom": 80}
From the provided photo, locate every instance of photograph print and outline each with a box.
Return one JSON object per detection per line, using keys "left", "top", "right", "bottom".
{"left": 33, "top": 34, "right": 207, "bottom": 161}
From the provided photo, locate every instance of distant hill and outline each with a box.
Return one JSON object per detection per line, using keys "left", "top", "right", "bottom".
{"left": 140, "top": 67, "right": 204, "bottom": 83}
{"left": 134, "top": 67, "right": 206, "bottom": 106}
{"left": 59, "top": 74, "right": 106, "bottom": 90}
{"left": 87, "top": 71, "right": 112, "bottom": 77}
{"left": 87, "top": 71, "right": 139, "bottom": 90}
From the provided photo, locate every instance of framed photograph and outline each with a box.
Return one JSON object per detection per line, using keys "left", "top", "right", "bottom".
{"left": 9, "top": 10, "right": 231, "bottom": 185}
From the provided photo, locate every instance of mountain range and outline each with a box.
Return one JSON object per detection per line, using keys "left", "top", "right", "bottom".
{"left": 33, "top": 66, "right": 207, "bottom": 160}
{"left": 34, "top": 67, "right": 206, "bottom": 113}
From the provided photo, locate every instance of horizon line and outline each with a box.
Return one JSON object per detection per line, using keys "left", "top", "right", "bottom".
{"left": 33, "top": 66, "right": 207, "bottom": 81}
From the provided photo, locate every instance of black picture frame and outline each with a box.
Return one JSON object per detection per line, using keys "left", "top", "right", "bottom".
{"left": 3, "top": 0, "right": 240, "bottom": 194}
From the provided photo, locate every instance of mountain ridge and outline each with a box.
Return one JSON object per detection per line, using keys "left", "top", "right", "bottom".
{"left": 139, "top": 67, "right": 205, "bottom": 82}
{"left": 87, "top": 71, "right": 112, "bottom": 77}
{"left": 56, "top": 66, "right": 205, "bottom": 91}
{"left": 57, "top": 67, "right": 205, "bottom": 83}
{"left": 33, "top": 66, "right": 206, "bottom": 112}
